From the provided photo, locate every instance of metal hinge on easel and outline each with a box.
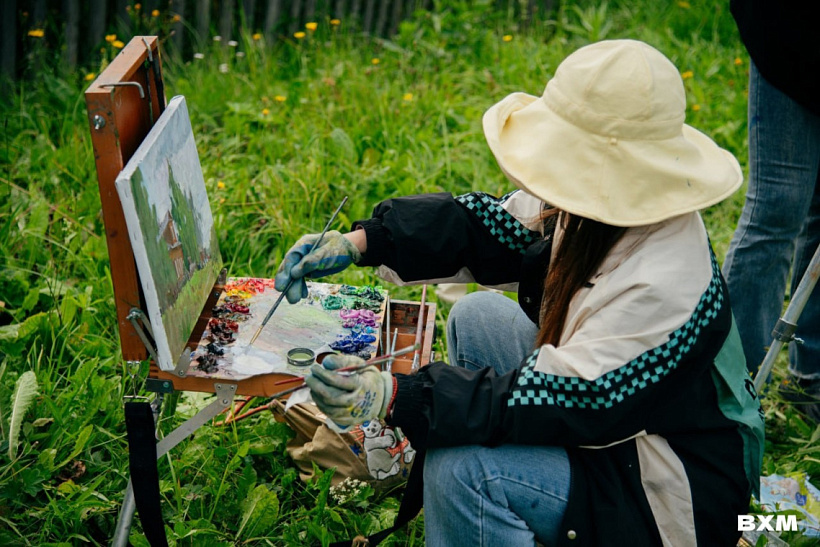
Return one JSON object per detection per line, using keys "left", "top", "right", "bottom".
{"left": 126, "top": 307, "right": 192, "bottom": 379}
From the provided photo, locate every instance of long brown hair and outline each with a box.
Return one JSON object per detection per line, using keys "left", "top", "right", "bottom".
{"left": 536, "top": 209, "right": 627, "bottom": 348}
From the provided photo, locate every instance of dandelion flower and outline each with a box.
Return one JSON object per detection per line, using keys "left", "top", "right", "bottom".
{"left": 113, "top": 40, "right": 125, "bottom": 49}
{"left": 172, "top": 14, "right": 181, "bottom": 22}
{"left": 677, "top": 1, "right": 690, "bottom": 8}
{"left": 305, "top": 22, "right": 318, "bottom": 31}
{"left": 371, "top": 58, "right": 380, "bottom": 65}
{"left": 734, "top": 57, "right": 743, "bottom": 66}
{"left": 294, "top": 31, "right": 306, "bottom": 39}
{"left": 331, "top": 19, "right": 341, "bottom": 26}
{"left": 135, "top": 3, "right": 141, "bottom": 10}
{"left": 236, "top": 51, "right": 245, "bottom": 58}
{"left": 151, "top": 9, "right": 159, "bottom": 17}
{"left": 213, "top": 35, "right": 222, "bottom": 42}
{"left": 403, "top": 93, "right": 413, "bottom": 101}
{"left": 217, "top": 181, "right": 226, "bottom": 189}
{"left": 27, "top": 29, "right": 45, "bottom": 38}
{"left": 252, "top": 33, "right": 262, "bottom": 40}
{"left": 692, "top": 104, "right": 701, "bottom": 111}
{"left": 228, "top": 40, "right": 238, "bottom": 47}
{"left": 681, "top": 70, "right": 694, "bottom": 80}
{"left": 274, "top": 95, "right": 286, "bottom": 102}
{"left": 84, "top": 73, "right": 96, "bottom": 81}
{"left": 262, "top": 108, "right": 270, "bottom": 116}
{"left": 502, "top": 35, "right": 513, "bottom": 42}
{"left": 193, "top": 52, "right": 205, "bottom": 59}
{"left": 105, "top": 34, "right": 117, "bottom": 43}
{"left": 219, "top": 63, "right": 229, "bottom": 73}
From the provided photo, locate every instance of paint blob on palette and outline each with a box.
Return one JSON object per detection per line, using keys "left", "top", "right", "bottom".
{"left": 188, "top": 278, "right": 387, "bottom": 380}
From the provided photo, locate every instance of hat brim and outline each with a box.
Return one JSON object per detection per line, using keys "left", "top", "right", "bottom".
{"left": 483, "top": 92, "right": 743, "bottom": 227}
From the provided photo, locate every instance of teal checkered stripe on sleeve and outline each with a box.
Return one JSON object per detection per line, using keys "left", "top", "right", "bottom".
{"left": 509, "top": 252, "right": 725, "bottom": 409}
{"left": 456, "top": 192, "right": 539, "bottom": 254}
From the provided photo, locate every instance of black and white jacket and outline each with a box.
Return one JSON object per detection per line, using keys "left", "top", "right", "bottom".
{"left": 353, "top": 191, "right": 764, "bottom": 546}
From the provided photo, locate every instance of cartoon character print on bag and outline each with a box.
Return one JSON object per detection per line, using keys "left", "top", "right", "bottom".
{"left": 354, "top": 420, "right": 416, "bottom": 480}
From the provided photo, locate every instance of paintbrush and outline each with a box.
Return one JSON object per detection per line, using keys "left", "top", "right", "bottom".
{"left": 248, "top": 196, "right": 348, "bottom": 345}
{"left": 270, "top": 344, "right": 419, "bottom": 398}
{"left": 410, "top": 284, "right": 427, "bottom": 371}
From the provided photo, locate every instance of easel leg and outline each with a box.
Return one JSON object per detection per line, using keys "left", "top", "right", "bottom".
{"left": 110, "top": 384, "right": 236, "bottom": 544}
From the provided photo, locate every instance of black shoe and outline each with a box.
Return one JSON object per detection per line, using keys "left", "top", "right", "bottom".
{"left": 779, "top": 376, "right": 820, "bottom": 423}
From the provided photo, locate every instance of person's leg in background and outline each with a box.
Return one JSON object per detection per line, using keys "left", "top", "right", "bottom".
{"left": 722, "top": 61, "right": 820, "bottom": 376}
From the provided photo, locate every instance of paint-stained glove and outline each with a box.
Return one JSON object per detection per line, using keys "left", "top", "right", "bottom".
{"left": 305, "top": 354, "right": 395, "bottom": 431}
{"left": 274, "top": 231, "right": 362, "bottom": 304}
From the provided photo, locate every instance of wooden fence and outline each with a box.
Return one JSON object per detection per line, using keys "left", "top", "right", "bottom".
{"left": 1, "top": 1, "right": 559, "bottom": 83}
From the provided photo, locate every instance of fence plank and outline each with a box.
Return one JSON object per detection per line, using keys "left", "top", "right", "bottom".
{"left": 0, "top": 0, "right": 16, "bottom": 84}
{"left": 172, "top": 0, "right": 187, "bottom": 52}
{"left": 195, "top": 0, "right": 210, "bottom": 48}
{"left": 63, "top": 0, "right": 80, "bottom": 68}
{"left": 289, "top": 0, "right": 303, "bottom": 35}
{"left": 375, "top": 0, "right": 390, "bottom": 36}
{"left": 242, "top": 0, "right": 256, "bottom": 29}
{"left": 334, "top": 0, "right": 347, "bottom": 19}
{"left": 115, "top": 0, "right": 131, "bottom": 34}
{"left": 389, "top": 0, "right": 402, "bottom": 36}
{"left": 264, "top": 0, "right": 282, "bottom": 41}
{"left": 219, "top": 0, "right": 235, "bottom": 41}
{"left": 87, "top": 0, "right": 107, "bottom": 53}
{"left": 363, "top": 0, "right": 375, "bottom": 33}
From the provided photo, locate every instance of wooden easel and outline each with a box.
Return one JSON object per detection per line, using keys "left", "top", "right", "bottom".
{"left": 85, "top": 37, "right": 435, "bottom": 544}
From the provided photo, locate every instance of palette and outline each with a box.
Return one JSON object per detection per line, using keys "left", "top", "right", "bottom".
{"left": 187, "top": 279, "right": 387, "bottom": 380}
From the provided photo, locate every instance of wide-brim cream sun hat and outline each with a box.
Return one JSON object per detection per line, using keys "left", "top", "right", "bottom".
{"left": 483, "top": 39, "right": 742, "bottom": 227}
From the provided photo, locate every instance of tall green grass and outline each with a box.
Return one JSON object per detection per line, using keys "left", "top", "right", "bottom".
{"left": 0, "top": 1, "right": 815, "bottom": 544}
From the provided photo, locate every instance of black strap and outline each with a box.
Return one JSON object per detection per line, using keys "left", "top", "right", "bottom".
{"left": 124, "top": 401, "right": 169, "bottom": 547}
{"left": 330, "top": 448, "right": 426, "bottom": 547}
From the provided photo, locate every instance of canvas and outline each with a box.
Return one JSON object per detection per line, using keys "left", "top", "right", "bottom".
{"left": 116, "top": 96, "right": 223, "bottom": 372}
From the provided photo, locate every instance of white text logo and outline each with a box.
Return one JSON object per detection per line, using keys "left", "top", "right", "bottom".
{"left": 738, "top": 515, "right": 798, "bottom": 532}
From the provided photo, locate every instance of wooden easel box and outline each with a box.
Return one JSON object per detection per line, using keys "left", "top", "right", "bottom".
{"left": 85, "top": 37, "right": 435, "bottom": 397}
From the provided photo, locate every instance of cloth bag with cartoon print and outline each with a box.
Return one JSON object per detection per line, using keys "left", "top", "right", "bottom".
{"left": 272, "top": 400, "right": 416, "bottom": 492}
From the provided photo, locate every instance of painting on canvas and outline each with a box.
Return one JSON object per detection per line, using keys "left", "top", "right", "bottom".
{"left": 116, "top": 95, "right": 223, "bottom": 371}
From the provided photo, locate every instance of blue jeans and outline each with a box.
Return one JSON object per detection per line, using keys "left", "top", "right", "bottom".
{"left": 423, "top": 292, "right": 571, "bottom": 546}
{"left": 722, "top": 62, "right": 820, "bottom": 379}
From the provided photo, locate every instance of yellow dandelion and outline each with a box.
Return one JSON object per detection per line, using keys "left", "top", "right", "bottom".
{"left": 151, "top": 9, "right": 159, "bottom": 17}
{"left": 219, "top": 197, "right": 226, "bottom": 204}
{"left": 294, "top": 31, "right": 306, "bottom": 39}
{"left": 105, "top": 34, "right": 117, "bottom": 43}
{"left": 371, "top": 58, "right": 380, "bottom": 65}
{"left": 677, "top": 1, "right": 690, "bottom": 8}
{"left": 217, "top": 181, "right": 226, "bottom": 189}
{"left": 84, "top": 73, "right": 96, "bottom": 81}
{"left": 274, "top": 95, "right": 286, "bottom": 102}
{"left": 681, "top": 70, "right": 694, "bottom": 80}
{"left": 330, "top": 19, "right": 341, "bottom": 26}
{"left": 135, "top": 3, "right": 141, "bottom": 10}
{"left": 403, "top": 93, "right": 413, "bottom": 101}
{"left": 734, "top": 57, "right": 743, "bottom": 66}
{"left": 27, "top": 29, "right": 45, "bottom": 38}
{"left": 502, "top": 35, "right": 513, "bottom": 42}
{"left": 262, "top": 108, "right": 270, "bottom": 116}
{"left": 305, "top": 22, "right": 318, "bottom": 31}
{"left": 252, "top": 32, "right": 262, "bottom": 40}
{"left": 172, "top": 14, "right": 181, "bottom": 22}
{"left": 692, "top": 104, "right": 701, "bottom": 111}
{"left": 113, "top": 40, "right": 125, "bottom": 49}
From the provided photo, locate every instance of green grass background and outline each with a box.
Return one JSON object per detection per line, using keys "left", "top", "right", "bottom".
{"left": 1, "top": 1, "right": 817, "bottom": 544}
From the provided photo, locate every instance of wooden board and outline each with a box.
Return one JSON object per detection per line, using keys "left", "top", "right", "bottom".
{"left": 85, "top": 36, "right": 166, "bottom": 362}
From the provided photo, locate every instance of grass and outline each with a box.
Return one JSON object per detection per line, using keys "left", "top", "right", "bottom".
{"left": 0, "top": 1, "right": 817, "bottom": 544}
